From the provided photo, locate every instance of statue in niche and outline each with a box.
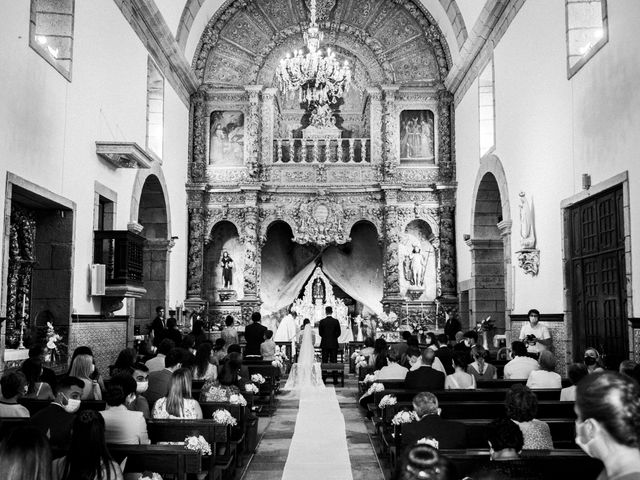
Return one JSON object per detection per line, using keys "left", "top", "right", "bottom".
{"left": 404, "top": 245, "right": 428, "bottom": 287}
{"left": 220, "top": 250, "right": 234, "bottom": 288}
{"left": 312, "top": 277, "right": 326, "bottom": 304}
{"left": 519, "top": 192, "right": 536, "bottom": 249}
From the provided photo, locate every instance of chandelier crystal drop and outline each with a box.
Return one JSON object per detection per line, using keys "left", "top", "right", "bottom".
{"left": 277, "top": 0, "right": 351, "bottom": 106}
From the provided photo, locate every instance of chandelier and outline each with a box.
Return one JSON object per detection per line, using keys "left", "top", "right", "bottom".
{"left": 276, "top": 0, "right": 351, "bottom": 106}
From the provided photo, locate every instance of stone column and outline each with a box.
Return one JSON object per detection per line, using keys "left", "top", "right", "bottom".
{"left": 437, "top": 89, "right": 454, "bottom": 182}
{"left": 498, "top": 219, "right": 513, "bottom": 333}
{"left": 382, "top": 186, "right": 403, "bottom": 311}
{"left": 186, "top": 207, "right": 205, "bottom": 299}
{"left": 367, "top": 86, "right": 383, "bottom": 163}
{"left": 261, "top": 87, "right": 277, "bottom": 166}
{"left": 239, "top": 187, "right": 261, "bottom": 323}
{"left": 245, "top": 85, "right": 263, "bottom": 180}
{"left": 381, "top": 85, "right": 400, "bottom": 180}
{"left": 438, "top": 204, "right": 457, "bottom": 300}
{"left": 190, "top": 90, "right": 207, "bottom": 183}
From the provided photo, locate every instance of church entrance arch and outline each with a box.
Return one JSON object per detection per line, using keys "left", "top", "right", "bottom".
{"left": 469, "top": 156, "right": 512, "bottom": 336}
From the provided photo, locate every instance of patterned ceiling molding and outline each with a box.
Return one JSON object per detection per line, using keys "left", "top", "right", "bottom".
{"left": 190, "top": 0, "right": 453, "bottom": 88}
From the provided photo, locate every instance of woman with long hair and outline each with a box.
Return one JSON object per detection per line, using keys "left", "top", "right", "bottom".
{"left": 53, "top": 410, "right": 123, "bottom": 480}
{"left": 108, "top": 348, "right": 137, "bottom": 378}
{"left": 444, "top": 352, "right": 476, "bottom": 389}
{"left": 192, "top": 342, "right": 217, "bottom": 381}
{"left": 152, "top": 368, "right": 202, "bottom": 419}
{"left": 68, "top": 346, "right": 105, "bottom": 395}
{"left": 21, "top": 358, "right": 54, "bottom": 400}
{"left": 0, "top": 426, "right": 52, "bottom": 480}
{"left": 199, "top": 352, "right": 243, "bottom": 402}
{"left": 69, "top": 354, "right": 102, "bottom": 400}
{"left": 583, "top": 347, "right": 606, "bottom": 374}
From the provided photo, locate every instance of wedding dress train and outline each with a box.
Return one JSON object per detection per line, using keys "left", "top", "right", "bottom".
{"left": 283, "top": 325, "right": 324, "bottom": 390}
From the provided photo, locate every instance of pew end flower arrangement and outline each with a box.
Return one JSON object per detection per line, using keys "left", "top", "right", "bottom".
{"left": 244, "top": 383, "right": 259, "bottom": 394}
{"left": 250, "top": 373, "right": 266, "bottom": 385}
{"left": 229, "top": 394, "right": 247, "bottom": 406}
{"left": 212, "top": 409, "right": 237, "bottom": 427}
{"left": 138, "top": 473, "right": 163, "bottom": 480}
{"left": 184, "top": 435, "right": 212, "bottom": 456}
{"left": 391, "top": 410, "right": 419, "bottom": 426}
{"left": 378, "top": 394, "right": 397, "bottom": 408}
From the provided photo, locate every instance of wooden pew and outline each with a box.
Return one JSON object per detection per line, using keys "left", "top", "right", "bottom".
{"left": 321, "top": 363, "right": 345, "bottom": 387}
{"left": 107, "top": 444, "right": 203, "bottom": 480}
{"left": 146, "top": 419, "right": 234, "bottom": 480}
{"left": 200, "top": 402, "right": 255, "bottom": 460}
{"left": 372, "top": 388, "right": 562, "bottom": 407}
{"left": 18, "top": 398, "right": 106, "bottom": 416}
{"left": 478, "top": 378, "right": 572, "bottom": 389}
{"left": 246, "top": 365, "right": 279, "bottom": 414}
{"left": 0, "top": 417, "right": 30, "bottom": 439}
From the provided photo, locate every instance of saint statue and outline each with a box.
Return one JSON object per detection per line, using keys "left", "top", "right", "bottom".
{"left": 519, "top": 192, "right": 536, "bottom": 249}
{"left": 220, "top": 250, "right": 233, "bottom": 288}
{"left": 312, "top": 277, "right": 325, "bottom": 304}
{"left": 404, "top": 245, "right": 427, "bottom": 287}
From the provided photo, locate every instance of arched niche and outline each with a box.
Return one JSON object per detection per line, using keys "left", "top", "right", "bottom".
{"left": 204, "top": 221, "right": 244, "bottom": 302}
{"left": 399, "top": 219, "right": 437, "bottom": 301}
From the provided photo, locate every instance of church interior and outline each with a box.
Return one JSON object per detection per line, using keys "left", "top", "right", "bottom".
{"left": 1, "top": 0, "right": 639, "bottom": 479}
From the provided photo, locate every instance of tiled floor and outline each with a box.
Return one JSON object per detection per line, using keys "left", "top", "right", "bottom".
{"left": 237, "top": 373, "right": 384, "bottom": 480}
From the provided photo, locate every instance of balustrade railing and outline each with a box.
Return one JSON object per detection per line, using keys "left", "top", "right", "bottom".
{"left": 273, "top": 138, "right": 370, "bottom": 164}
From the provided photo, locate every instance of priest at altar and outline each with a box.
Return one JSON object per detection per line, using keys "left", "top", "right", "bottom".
{"left": 274, "top": 308, "right": 299, "bottom": 342}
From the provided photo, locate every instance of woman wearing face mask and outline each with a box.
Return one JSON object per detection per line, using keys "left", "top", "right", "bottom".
{"left": 584, "top": 348, "right": 606, "bottom": 374}
{"left": 575, "top": 371, "right": 640, "bottom": 480}
{"left": 69, "top": 354, "right": 102, "bottom": 400}
{"left": 100, "top": 377, "right": 150, "bottom": 445}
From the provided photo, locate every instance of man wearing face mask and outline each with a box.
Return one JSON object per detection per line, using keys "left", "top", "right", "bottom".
{"left": 127, "top": 362, "right": 150, "bottom": 418}
{"left": 31, "top": 376, "right": 84, "bottom": 450}
{"left": 583, "top": 348, "right": 605, "bottom": 374}
{"left": 575, "top": 371, "right": 640, "bottom": 479}
{"left": 518, "top": 309, "right": 551, "bottom": 354}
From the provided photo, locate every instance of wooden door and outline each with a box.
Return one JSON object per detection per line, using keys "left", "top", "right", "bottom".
{"left": 569, "top": 186, "right": 627, "bottom": 368}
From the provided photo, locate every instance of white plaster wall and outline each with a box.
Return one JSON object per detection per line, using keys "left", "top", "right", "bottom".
{"left": 455, "top": 0, "right": 640, "bottom": 316}
{"left": 154, "top": 0, "right": 185, "bottom": 36}
{"left": 0, "top": 1, "right": 189, "bottom": 316}
{"left": 185, "top": 0, "right": 225, "bottom": 62}
{"left": 455, "top": 0, "right": 486, "bottom": 33}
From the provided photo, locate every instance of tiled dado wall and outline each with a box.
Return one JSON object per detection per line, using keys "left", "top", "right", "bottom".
{"left": 69, "top": 318, "right": 128, "bottom": 379}
{"left": 510, "top": 314, "right": 568, "bottom": 377}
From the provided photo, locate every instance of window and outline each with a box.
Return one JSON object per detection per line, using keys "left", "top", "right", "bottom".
{"left": 146, "top": 57, "right": 165, "bottom": 159}
{"left": 29, "top": 0, "right": 75, "bottom": 81}
{"left": 566, "top": 0, "right": 608, "bottom": 77}
{"left": 478, "top": 59, "right": 495, "bottom": 157}
{"left": 94, "top": 183, "right": 116, "bottom": 231}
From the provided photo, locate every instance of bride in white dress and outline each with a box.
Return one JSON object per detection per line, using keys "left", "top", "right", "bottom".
{"left": 284, "top": 320, "right": 324, "bottom": 390}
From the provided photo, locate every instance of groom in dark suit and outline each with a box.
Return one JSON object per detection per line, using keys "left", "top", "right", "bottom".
{"left": 319, "top": 306, "right": 341, "bottom": 383}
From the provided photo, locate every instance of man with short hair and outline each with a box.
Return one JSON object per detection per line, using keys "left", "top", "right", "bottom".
{"left": 0, "top": 371, "right": 29, "bottom": 417}
{"left": 144, "top": 347, "right": 183, "bottom": 408}
{"left": 404, "top": 349, "right": 445, "bottom": 391}
{"left": 504, "top": 341, "right": 540, "bottom": 379}
{"left": 401, "top": 392, "right": 467, "bottom": 449}
{"left": 150, "top": 305, "right": 167, "bottom": 347}
{"left": 244, "top": 311, "right": 268, "bottom": 356}
{"left": 319, "top": 306, "right": 342, "bottom": 384}
{"left": 145, "top": 338, "right": 175, "bottom": 373}
{"left": 519, "top": 308, "right": 551, "bottom": 354}
{"left": 454, "top": 331, "right": 478, "bottom": 361}
{"left": 31, "top": 376, "right": 84, "bottom": 449}
{"left": 434, "top": 333, "right": 455, "bottom": 375}
{"left": 129, "top": 363, "right": 150, "bottom": 418}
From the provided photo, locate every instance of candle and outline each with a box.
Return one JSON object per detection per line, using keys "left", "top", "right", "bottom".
{"left": 21, "top": 294, "right": 26, "bottom": 319}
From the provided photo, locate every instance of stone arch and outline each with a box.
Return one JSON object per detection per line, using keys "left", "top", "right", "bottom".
{"left": 132, "top": 170, "right": 172, "bottom": 328}
{"left": 467, "top": 154, "right": 512, "bottom": 335}
{"left": 204, "top": 220, "right": 244, "bottom": 302}
{"left": 345, "top": 218, "right": 381, "bottom": 239}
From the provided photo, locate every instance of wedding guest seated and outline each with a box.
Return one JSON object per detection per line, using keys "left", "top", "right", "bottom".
{"left": 128, "top": 363, "right": 151, "bottom": 418}
{"left": 434, "top": 334, "right": 455, "bottom": 375}
{"left": 526, "top": 350, "right": 561, "bottom": 389}
{"left": 179, "top": 337, "right": 196, "bottom": 369}
{"left": 583, "top": 347, "right": 606, "bottom": 374}
{"left": 370, "top": 338, "right": 389, "bottom": 370}
{"left": 454, "top": 331, "right": 478, "bottom": 361}
{"left": 0, "top": 426, "right": 52, "bottom": 480}
{"left": 425, "top": 332, "right": 439, "bottom": 351}
{"left": 210, "top": 338, "right": 227, "bottom": 365}
{"left": 100, "top": 377, "right": 149, "bottom": 444}
{"left": 401, "top": 392, "right": 467, "bottom": 449}
{"left": 200, "top": 352, "right": 245, "bottom": 402}
{"left": 67, "top": 346, "right": 105, "bottom": 394}
{"left": 375, "top": 349, "right": 409, "bottom": 381}
{"left": 224, "top": 345, "right": 250, "bottom": 380}
{"left": 505, "top": 385, "right": 553, "bottom": 449}
{"left": 69, "top": 354, "right": 102, "bottom": 400}
{"left": 560, "top": 363, "right": 588, "bottom": 402}
{"left": 221, "top": 315, "right": 239, "bottom": 347}
{"left": 467, "top": 345, "right": 497, "bottom": 381}
{"left": 392, "top": 331, "right": 412, "bottom": 360}
{"left": 145, "top": 347, "right": 183, "bottom": 409}
{"left": 108, "top": 348, "right": 137, "bottom": 377}
{"left": 444, "top": 352, "right": 476, "bottom": 389}
{"left": 619, "top": 360, "right": 640, "bottom": 384}
{"left": 52, "top": 410, "right": 124, "bottom": 480}
{"left": 359, "top": 337, "right": 375, "bottom": 359}
{"left": 0, "top": 371, "right": 30, "bottom": 417}
{"left": 165, "top": 316, "right": 183, "bottom": 347}
{"left": 575, "top": 371, "right": 640, "bottom": 480}
{"left": 407, "top": 345, "right": 447, "bottom": 375}
{"left": 27, "top": 345, "right": 57, "bottom": 391}
{"left": 396, "top": 443, "right": 455, "bottom": 480}
{"left": 20, "top": 358, "right": 54, "bottom": 400}
{"left": 503, "top": 341, "right": 540, "bottom": 380}
{"left": 404, "top": 349, "right": 445, "bottom": 391}
{"left": 152, "top": 368, "right": 203, "bottom": 419}
{"left": 145, "top": 338, "right": 175, "bottom": 373}
{"left": 30, "top": 376, "right": 84, "bottom": 450}
{"left": 260, "top": 330, "right": 277, "bottom": 361}
{"left": 192, "top": 342, "right": 217, "bottom": 381}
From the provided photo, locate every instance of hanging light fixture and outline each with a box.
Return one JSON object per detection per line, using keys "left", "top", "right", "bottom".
{"left": 276, "top": 0, "right": 351, "bottom": 106}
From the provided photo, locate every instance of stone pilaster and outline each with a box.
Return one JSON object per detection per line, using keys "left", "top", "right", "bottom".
{"left": 245, "top": 85, "right": 263, "bottom": 180}
{"left": 261, "top": 88, "right": 277, "bottom": 166}
{"left": 367, "top": 86, "right": 383, "bottom": 163}
{"left": 186, "top": 207, "right": 205, "bottom": 299}
{"left": 382, "top": 186, "right": 402, "bottom": 309}
{"left": 381, "top": 85, "right": 400, "bottom": 181}
{"left": 190, "top": 90, "right": 207, "bottom": 183}
{"left": 239, "top": 186, "right": 261, "bottom": 323}
{"left": 437, "top": 89, "right": 454, "bottom": 182}
{"left": 438, "top": 204, "right": 457, "bottom": 299}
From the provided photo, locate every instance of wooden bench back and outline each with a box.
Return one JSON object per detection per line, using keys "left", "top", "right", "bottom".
{"left": 373, "top": 388, "right": 561, "bottom": 405}
{"left": 18, "top": 398, "right": 106, "bottom": 416}
{"left": 0, "top": 417, "right": 30, "bottom": 439}
{"left": 147, "top": 419, "right": 230, "bottom": 448}
{"left": 478, "top": 379, "right": 572, "bottom": 389}
{"left": 107, "top": 444, "right": 202, "bottom": 480}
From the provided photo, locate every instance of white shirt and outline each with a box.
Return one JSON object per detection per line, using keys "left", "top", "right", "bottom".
{"left": 145, "top": 354, "right": 166, "bottom": 373}
{"left": 375, "top": 363, "right": 409, "bottom": 381}
{"left": 560, "top": 385, "right": 576, "bottom": 401}
{"left": 519, "top": 323, "right": 550, "bottom": 340}
{"left": 409, "top": 356, "right": 446, "bottom": 375}
{"left": 503, "top": 356, "right": 540, "bottom": 379}
{"left": 526, "top": 369, "right": 562, "bottom": 389}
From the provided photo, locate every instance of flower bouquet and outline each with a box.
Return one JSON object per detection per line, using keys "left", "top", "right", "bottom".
{"left": 416, "top": 437, "right": 439, "bottom": 449}
{"left": 138, "top": 473, "right": 163, "bottom": 480}
{"left": 251, "top": 373, "right": 265, "bottom": 384}
{"left": 378, "top": 394, "right": 397, "bottom": 408}
{"left": 379, "top": 317, "right": 399, "bottom": 332}
{"left": 355, "top": 355, "right": 368, "bottom": 372}
{"left": 245, "top": 383, "right": 259, "bottom": 394}
{"left": 229, "top": 394, "right": 247, "bottom": 406}
{"left": 360, "top": 382, "right": 384, "bottom": 401}
{"left": 391, "top": 410, "right": 419, "bottom": 425}
{"left": 184, "top": 435, "right": 211, "bottom": 456}
{"left": 475, "top": 316, "right": 495, "bottom": 333}
{"left": 212, "top": 409, "right": 237, "bottom": 426}
{"left": 350, "top": 349, "right": 361, "bottom": 360}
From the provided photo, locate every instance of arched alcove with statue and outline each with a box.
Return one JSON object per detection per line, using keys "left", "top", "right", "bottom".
{"left": 185, "top": 0, "right": 458, "bottom": 339}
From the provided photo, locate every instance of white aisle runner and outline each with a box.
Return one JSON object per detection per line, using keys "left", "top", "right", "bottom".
{"left": 281, "top": 386, "right": 353, "bottom": 480}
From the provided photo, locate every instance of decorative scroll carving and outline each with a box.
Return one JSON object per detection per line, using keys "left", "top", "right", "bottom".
{"left": 437, "top": 89, "right": 454, "bottom": 181}
{"left": 191, "top": 91, "right": 207, "bottom": 182}
{"left": 292, "top": 197, "right": 350, "bottom": 247}
{"left": 382, "top": 86, "right": 400, "bottom": 180}
{"left": 241, "top": 206, "right": 260, "bottom": 296}
{"left": 261, "top": 88, "right": 276, "bottom": 166}
{"left": 368, "top": 88, "right": 383, "bottom": 162}
{"left": 438, "top": 205, "right": 456, "bottom": 297}
{"left": 245, "top": 86, "right": 262, "bottom": 179}
{"left": 187, "top": 207, "right": 205, "bottom": 298}
{"left": 383, "top": 204, "right": 401, "bottom": 297}
{"left": 517, "top": 250, "right": 540, "bottom": 276}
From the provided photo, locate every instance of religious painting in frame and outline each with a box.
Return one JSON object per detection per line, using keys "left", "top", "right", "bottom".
{"left": 399, "top": 109, "right": 435, "bottom": 164}
{"left": 209, "top": 110, "right": 245, "bottom": 166}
